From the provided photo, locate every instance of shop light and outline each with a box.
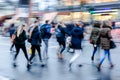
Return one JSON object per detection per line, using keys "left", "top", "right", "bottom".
{"left": 91, "top": 9, "right": 117, "bottom": 13}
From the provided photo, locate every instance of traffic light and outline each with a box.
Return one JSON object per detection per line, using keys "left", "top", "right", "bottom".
{"left": 88, "top": 7, "right": 95, "bottom": 14}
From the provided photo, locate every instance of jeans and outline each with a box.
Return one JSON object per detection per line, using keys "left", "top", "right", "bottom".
{"left": 92, "top": 45, "right": 100, "bottom": 59}
{"left": 99, "top": 49, "right": 112, "bottom": 65}
{"left": 43, "top": 39, "right": 49, "bottom": 59}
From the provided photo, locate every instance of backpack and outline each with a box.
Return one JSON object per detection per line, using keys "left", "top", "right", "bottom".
{"left": 40, "top": 24, "right": 51, "bottom": 38}
{"left": 56, "top": 28, "right": 63, "bottom": 38}
{"left": 40, "top": 27, "right": 46, "bottom": 38}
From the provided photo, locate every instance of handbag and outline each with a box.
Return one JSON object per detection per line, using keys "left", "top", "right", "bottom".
{"left": 110, "top": 40, "right": 116, "bottom": 49}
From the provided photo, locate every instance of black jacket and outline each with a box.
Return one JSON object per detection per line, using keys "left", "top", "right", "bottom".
{"left": 14, "top": 30, "right": 27, "bottom": 44}
{"left": 31, "top": 27, "right": 42, "bottom": 46}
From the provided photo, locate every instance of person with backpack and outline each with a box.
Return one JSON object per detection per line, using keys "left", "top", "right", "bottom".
{"left": 13, "top": 24, "right": 28, "bottom": 67}
{"left": 55, "top": 22, "right": 66, "bottom": 59}
{"left": 97, "top": 22, "right": 114, "bottom": 71}
{"left": 89, "top": 21, "right": 101, "bottom": 62}
{"left": 27, "top": 21, "right": 43, "bottom": 70}
{"left": 9, "top": 23, "right": 16, "bottom": 52}
{"left": 68, "top": 22, "right": 84, "bottom": 71}
{"left": 40, "top": 20, "right": 52, "bottom": 59}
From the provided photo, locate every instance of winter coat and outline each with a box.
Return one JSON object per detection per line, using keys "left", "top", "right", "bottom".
{"left": 100, "top": 28, "right": 112, "bottom": 49}
{"left": 90, "top": 27, "right": 100, "bottom": 45}
{"left": 70, "top": 26, "right": 84, "bottom": 49}
{"left": 14, "top": 30, "right": 27, "bottom": 45}
{"left": 31, "top": 27, "right": 42, "bottom": 46}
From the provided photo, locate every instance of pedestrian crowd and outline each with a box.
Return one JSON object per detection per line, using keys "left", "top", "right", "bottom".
{"left": 9, "top": 19, "right": 116, "bottom": 71}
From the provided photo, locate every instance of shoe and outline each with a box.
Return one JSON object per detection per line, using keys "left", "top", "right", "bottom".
{"left": 97, "top": 64, "right": 101, "bottom": 71}
{"left": 27, "top": 61, "right": 32, "bottom": 71}
{"left": 78, "top": 64, "right": 83, "bottom": 67}
{"left": 12, "top": 61, "right": 17, "bottom": 67}
{"left": 69, "top": 63, "right": 72, "bottom": 71}
{"left": 13, "top": 63, "right": 17, "bottom": 67}
{"left": 91, "top": 56, "right": 94, "bottom": 61}
{"left": 10, "top": 48, "right": 12, "bottom": 51}
{"left": 110, "top": 64, "right": 114, "bottom": 69}
{"left": 27, "top": 61, "right": 32, "bottom": 65}
{"left": 27, "top": 64, "right": 31, "bottom": 71}
{"left": 41, "top": 62, "right": 45, "bottom": 67}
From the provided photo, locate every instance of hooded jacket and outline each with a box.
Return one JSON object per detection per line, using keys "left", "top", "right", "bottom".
{"left": 70, "top": 26, "right": 84, "bottom": 49}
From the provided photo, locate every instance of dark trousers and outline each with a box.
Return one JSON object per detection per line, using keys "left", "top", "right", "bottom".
{"left": 14, "top": 44, "right": 28, "bottom": 61}
{"left": 10, "top": 43, "right": 15, "bottom": 50}
{"left": 29, "top": 45, "right": 42, "bottom": 62}
{"left": 57, "top": 38, "right": 66, "bottom": 54}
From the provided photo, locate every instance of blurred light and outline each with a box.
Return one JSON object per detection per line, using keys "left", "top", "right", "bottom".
{"left": 0, "top": 0, "right": 4, "bottom": 2}
{"left": 92, "top": 9, "right": 117, "bottom": 13}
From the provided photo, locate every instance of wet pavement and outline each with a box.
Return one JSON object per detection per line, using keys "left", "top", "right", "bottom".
{"left": 0, "top": 35, "right": 120, "bottom": 80}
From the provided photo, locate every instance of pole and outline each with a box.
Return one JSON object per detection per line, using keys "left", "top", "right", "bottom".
{"left": 27, "top": 0, "right": 32, "bottom": 26}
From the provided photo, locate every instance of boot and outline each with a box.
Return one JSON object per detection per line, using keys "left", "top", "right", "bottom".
{"left": 13, "top": 61, "right": 17, "bottom": 67}
{"left": 97, "top": 64, "right": 101, "bottom": 71}
{"left": 110, "top": 63, "right": 114, "bottom": 69}
{"left": 27, "top": 61, "right": 32, "bottom": 71}
{"left": 91, "top": 56, "right": 94, "bottom": 61}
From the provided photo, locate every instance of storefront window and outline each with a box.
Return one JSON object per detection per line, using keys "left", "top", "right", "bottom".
{"left": 61, "top": 0, "right": 118, "bottom": 6}
{"left": 56, "top": 12, "right": 90, "bottom": 23}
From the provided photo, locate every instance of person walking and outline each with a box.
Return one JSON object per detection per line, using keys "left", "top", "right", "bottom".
{"left": 27, "top": 21, "right": 43, "bottom": 70}
{"left": 9, "top": 23, "right": 16, "bottom": 51}
{"left": 90, "top": 21, "right": 101, "bottom": 62}
{"left": 97, "top": 23, "right": 114, "bottom": 71}
{"left": 55, "top": 22, "right": 66, "bottom": 59}
{"left": 13, "top": 24, "right": 28, "bottom": 67}
{"left": 40, "top": 20, "right": 52, "bottom": 59}
{"left": 68, "top": 22, "right": 84, "bottom": 70}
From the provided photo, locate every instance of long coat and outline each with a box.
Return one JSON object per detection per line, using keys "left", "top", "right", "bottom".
{"left": 90, "top": 27, "right": 100, "bottom": 45}
{"left": 100, "top": 28, "right": 112, "bottom": 49}
{"left": 70, "top": 27, "right": 84, "bottom": 49}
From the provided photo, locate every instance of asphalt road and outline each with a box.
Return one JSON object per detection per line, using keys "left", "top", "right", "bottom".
{"left": 0, "top": 35, "right": 120, "bottom": 80}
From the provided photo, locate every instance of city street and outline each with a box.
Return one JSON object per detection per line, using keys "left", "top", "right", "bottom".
{"left": 0, "top": 35, "right": 120, "bottom": 80}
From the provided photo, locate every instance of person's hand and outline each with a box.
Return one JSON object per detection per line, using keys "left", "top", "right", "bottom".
{"left": 94, "top": 44, "right": 97, "bottom": 47}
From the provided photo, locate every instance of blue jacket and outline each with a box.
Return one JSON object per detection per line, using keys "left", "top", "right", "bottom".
{"left": 31, "top": 27, "right": 42, "bottom": 46}
{"left": 56, "top": 25, "right": 66, "bottom": 42}
{"left": 70, "top": 27, "right": 84, "bottom": 49}
{"left": 9, "top": 27, "right": 15, "bottom": 38}
{"left": 40, "top": 24, "right": 52, "bottom": 39}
